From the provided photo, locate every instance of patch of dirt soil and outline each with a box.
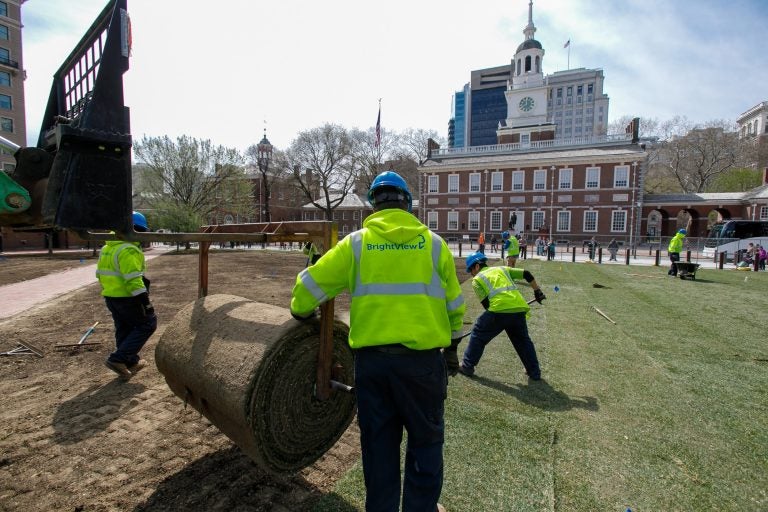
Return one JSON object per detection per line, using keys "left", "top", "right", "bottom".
{"left": 0, "top": 248, "right": 471, "bottom": 511}
{"left": 0, "top": 249, "right": 360, "bottom": 512}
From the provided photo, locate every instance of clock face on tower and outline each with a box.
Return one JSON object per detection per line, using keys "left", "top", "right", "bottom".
{"left": 519, "top": 96, "right": 535, "bottom": 112}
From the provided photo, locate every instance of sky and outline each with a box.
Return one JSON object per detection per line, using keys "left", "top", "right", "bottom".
{"left": 20, "top": 0, "right": 768, "bottom": 153}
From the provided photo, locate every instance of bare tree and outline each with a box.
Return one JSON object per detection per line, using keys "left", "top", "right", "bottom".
{"left": 396, "top": 128, "right": 443, "bottom": 166}
{"left": 349, "top": 126, "right": 398, "bottom": 193}
{"left": 608, "top": 115, "right": 660, "bottom": 138}
{"left": 655, "top": 120, "right": 746, "bottom": 193}
{"left": 284, "top": 124, "right": 356, "bottom": 220}
{"left": 133, "top": 135, "right": 243, "bottom": 232}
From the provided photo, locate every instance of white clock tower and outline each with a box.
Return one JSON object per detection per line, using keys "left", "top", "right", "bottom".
{"left": 497, "top": 0, "right": 554, "bottom": 144}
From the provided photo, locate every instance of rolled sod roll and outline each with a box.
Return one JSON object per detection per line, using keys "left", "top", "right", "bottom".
{"left": 155, "top": 294, "right": 356, "bottom": 473}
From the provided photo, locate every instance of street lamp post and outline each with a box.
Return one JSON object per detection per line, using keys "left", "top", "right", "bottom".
{"left": 549, "top": 165, "right": 556, "bottom": 240}
{"left": 630, "top": 161, "right": 637, "bottom": 258}
{"left": 257, "top": 130, "right": 273, "bottom": 223}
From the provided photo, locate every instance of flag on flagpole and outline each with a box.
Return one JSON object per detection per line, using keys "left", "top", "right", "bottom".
{"left": 563, "top": 39, "right": 570, "bottom": 48}
{"left": 375, "top": 103, "right": 381, "bottom": 148}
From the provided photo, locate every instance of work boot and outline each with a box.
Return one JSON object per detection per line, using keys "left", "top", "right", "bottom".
{"left": 457, "top": 363, "right": 474, "bottom": 377}
{"left": 105, "top": 360, "right": 132, "bottom": 381}
{"left": 127, "top": 359, "right": 147, "bottom": 375}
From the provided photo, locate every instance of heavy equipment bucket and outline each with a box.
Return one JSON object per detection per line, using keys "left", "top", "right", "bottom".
{"left": 0, "top": 0, "right": 132, "bottom": 231}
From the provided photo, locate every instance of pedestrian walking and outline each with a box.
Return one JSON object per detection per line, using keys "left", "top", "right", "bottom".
{"left": 97, "top": 211, "right": 157, "bottom": 380}
{"left": 607, "top": 238, "right": 619, "bottom": 261}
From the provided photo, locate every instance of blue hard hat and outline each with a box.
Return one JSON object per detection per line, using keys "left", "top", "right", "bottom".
{"left": 677, "top": 228, "right": 687, "bottom": 235}
{"left": 501, "top": 230, "right": 510, "bottom": 240}
{"left": 132, "top": 211, "right": 148, "bottom": 231}
{"left": 465, "top": 252, "right": 487, "bottom": 273}
{"left": 367, "top": 171, "right": 412, "bottom": 212}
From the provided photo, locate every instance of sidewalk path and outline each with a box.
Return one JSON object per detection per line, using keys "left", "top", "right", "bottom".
{"left": 0, "top": 247, "right": 168, "bottom": 321}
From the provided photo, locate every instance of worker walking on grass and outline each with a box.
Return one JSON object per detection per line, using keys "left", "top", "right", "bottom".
{"left": 458, "top": 252, "right": 545, "bottom": 380}
{"left": 667, "top": 228, "right": 686, "bottom": 276}
{"left": 96, "top": 211, "right": 157, "bottom": 381}
{"left": 290, "top": 170, "right": 464, "bottom": 512}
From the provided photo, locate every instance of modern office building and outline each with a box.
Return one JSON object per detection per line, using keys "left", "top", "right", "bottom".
{"left": 448, "top": 84, "right": 468, "bottom": 148}
{"left": 0, "top": 0, "right": 25, "bottom": 172}
{"left": 452, "top": 1, "right": 609, "bottom": 147}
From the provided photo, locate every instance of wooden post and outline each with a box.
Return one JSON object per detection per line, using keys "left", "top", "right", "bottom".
{"left": 625, "top": 249, "right": 630, "bottom": 265}
{"left": 571, "top": 246, "right": 576, "bottom": 262}
{"left": 718, "top": 251, "right": 725, "bottom": 270}
{"left": 198, "top": 241, "right": 210, "bottom": 298}
{"left": 686, "top": 250, "right": 691, "bottom": 263}
{"left": 654, "top": 249, "right": 660, "bottom": 266}
{"left": 316, "top": 223, "right": 338, "bottom": 402}
{"left": 459, "top": 242, "right": 463, "bottom": 258}
{"left": 598, "top": 247, "right": 603, "bottom": 264}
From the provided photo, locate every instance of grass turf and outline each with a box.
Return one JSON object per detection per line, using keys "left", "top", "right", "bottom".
{"left": 313, "top": 260, "right": 768, "bottom": 511}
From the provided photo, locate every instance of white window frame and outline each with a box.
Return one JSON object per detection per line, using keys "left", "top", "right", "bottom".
{"left": 447, "top": 211, "right": 459, "bottom": 231}
{"left": 611, "top": 210, "right": 627, "bottom": 232}
{"left": 614, "top": 166, "right": 629, "bottom": 188}
{"left": 559, "top": 168, "right": 573, "bottom": 190}
{"left": 532, "top": 211, "right": 545, "bottom": 230}
{"left": 512, "top": 171, "right": 524, "bottom": 191}
{"left": 760, "top": 206, "right": 768, "bottom": 220}
{"left": 428, "top": 175, "right": 439, "bottom": 194}
{"left": 468, "top": 211, "right": 480, "bottom": 231}
{"left": 557, "top": 210, "right": 571, "bottom": 232}
{"left": 490, "top": 211, "right": 502, "bottom": 231}
{"left": 448, "top": 174, "right": 459, "bottom": 193}
{"left": 491, "top": 171, "right": 503, "bottom": 191}
{"left": 469, "top": 173, "right": 481, "bottom": 192}
{"left": 533, "top": 169, "right": 546, "bottom": 190}
{"left": 583, "top": 210, "right": 598, "bottom": 232}
{"left": 585, "top": 167, "right": 600, "bottom": 189}
{"left": 427, "top": 211, "right": 438, "bottom": 230}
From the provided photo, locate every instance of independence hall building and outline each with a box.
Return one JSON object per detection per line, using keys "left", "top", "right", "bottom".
{"left": 419, "top": 1, "right": 646, "bottom": 243}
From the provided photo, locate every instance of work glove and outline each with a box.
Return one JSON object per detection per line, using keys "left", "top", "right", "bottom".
{"left": 534, "top": 289, "right": 546, "bottom": 304}
{"left": 137, "top": 292, "right": 155, "bottom": 317}
{"left": 291, "top": 309, "right": 318, "bottom": 322}
{"left": 443, "top": 338, "right": 462, "bottom": 376}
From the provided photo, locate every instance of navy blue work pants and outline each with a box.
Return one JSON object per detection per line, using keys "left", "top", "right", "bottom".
{"left": 668, "top": 252, "right": 680, "bottom": 276}
{"left": 462, "top": 310, "right": 541, "bottom": 379}
{"left": 354, "top": 347, "right": 446, "bottom": 512}
{"left": 105, "top": 297, "right": 157, "bottom": 366}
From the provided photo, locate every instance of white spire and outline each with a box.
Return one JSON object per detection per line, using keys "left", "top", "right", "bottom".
{"left": 524, "top": 0, "right": 536, "bottom": 40}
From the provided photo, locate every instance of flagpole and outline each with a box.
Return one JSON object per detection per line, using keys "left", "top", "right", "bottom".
{"left": 376, "top": 98, "right": 382, "bottom": 169}
{"left": 568, "top": 43, "right": 570, "bottom": 70}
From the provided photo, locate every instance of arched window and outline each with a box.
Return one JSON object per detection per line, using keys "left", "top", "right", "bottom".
{"left": 517, "top": 59, "right": 521, "bottom": 76}
{"left": 525, "top": 55, "right": 532, "bottom": 72}
{"left": 535, "top": 56, "right": 540, "bottom": 73}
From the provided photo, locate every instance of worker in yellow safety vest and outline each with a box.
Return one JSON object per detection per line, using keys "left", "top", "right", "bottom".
{"left": 457, "top": 252, "right": 545, "bottom": 380}
{"left": 290, "top": 170, "right": 464, "bottom": 512}
{"left": 667, "top": 228, "right": 686, "bottom": 276}
{"left": 96, "top": 211, "right": 157, "bottom": 381}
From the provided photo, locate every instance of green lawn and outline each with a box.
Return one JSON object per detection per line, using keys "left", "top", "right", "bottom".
{"left": 314, "top": 261, "right": 768, "bottom": 511}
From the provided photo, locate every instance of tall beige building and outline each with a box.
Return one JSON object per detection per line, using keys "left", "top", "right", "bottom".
{"left": 0, "top": 0, "right": 25, "bottom": 172}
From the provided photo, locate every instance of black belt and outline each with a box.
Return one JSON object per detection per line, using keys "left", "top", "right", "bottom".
{"left": 357, "top": 344, "right": 440, "bottom": 355}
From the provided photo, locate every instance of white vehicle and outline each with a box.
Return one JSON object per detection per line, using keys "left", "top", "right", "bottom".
{"left": 702, "top": 220, "right": 768, "bottom": 260}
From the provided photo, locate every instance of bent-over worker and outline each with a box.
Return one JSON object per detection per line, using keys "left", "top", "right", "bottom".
{"left": 458, "top": 252, "right": 545, "bottom": 380}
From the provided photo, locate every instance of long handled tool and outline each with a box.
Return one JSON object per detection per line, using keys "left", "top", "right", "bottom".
{"left": 55, "top": 321, "right": 102, "bottom": 350}
{"left": 456, "top": 297, "right": 540, "bottom": 340}
{"left": 0, "top": 341, "right": 44, "bottom": 357}
{"left": 591, "top": 306, "right": 616, "bottom": 324}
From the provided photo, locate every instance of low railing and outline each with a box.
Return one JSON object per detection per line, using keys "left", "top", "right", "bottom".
{"left": 432, "top": 133, "right": 634, "bottom": 158}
